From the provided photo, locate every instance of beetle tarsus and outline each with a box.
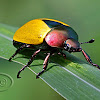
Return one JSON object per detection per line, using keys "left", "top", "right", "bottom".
{"left": 17, "top": 65, "right": 27, "bottom": 78}
{"left": 9, "top": 55, "right": 15, "bottom": 61}
{"left": 98, "top": 66, "right": 100, "bottom": 69}
{"left": 36, "top": 52, "right": 52, "bottom": 79}
{"left": 9, "top": 57, "right": 12, "bottom": 61}
{"left": 17, "top": 49, "right": 41, "bottom": 78}
{"left": 91, "top": 63, "right": 100, "bottom": 69}
{"left": 17, "top": 72, "right": 21, "bottom": 78}
{"left": 9, "top": 44, "right": 26, "bottom": 61}
{"left": 82, "top": 50, "right": 100, "bottom": 69}
{"left": 36, "top": 70, "right": 45, "bottom": 79}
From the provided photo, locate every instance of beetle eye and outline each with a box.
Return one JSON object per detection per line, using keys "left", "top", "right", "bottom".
{"left": 65, "top": 38, "right": 80, "bottom": 48}
{"left": 67, "top": 43, "right": 71, "bottom": 48}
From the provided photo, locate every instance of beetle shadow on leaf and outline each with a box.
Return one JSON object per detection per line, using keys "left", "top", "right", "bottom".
{"left": 50, "top": 51, "right": 88, "bottom": 69}
{"left": 15, "top": 49, "right": 46, "bottom": 60}
{"left": 46, "top": 64, "right": 58, "bottom": 72}
{"left": 15, "top": 49, "right": 88, "bottom": 71}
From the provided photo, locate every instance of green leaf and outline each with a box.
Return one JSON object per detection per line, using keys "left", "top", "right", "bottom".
{"left": 0, "top": 23, "right": 100, "bottom": 100}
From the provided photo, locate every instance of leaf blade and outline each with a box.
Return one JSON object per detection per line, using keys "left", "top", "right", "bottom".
{"left": 0, "top": 23, "right": 100, "bottom": 100}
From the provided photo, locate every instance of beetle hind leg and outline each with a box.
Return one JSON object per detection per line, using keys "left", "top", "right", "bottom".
{"left": 36, "top": 53, "right": 51, "bottom": 79}
{"left": 17, "top": 49, "right": 41, "bottom": 78}
{"left": 82, "top": 50, "right": 100, "bottom": 69}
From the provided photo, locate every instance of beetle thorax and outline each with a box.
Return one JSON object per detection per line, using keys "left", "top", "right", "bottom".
{"left": 45, "top": 30, "right": 68, "bottom": 48}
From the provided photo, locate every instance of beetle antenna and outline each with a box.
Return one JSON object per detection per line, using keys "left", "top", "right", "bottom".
{"left": 80, "top": 39, "right": 95, "bottom": 44}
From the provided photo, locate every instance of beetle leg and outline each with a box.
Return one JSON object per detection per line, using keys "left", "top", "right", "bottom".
{"left": 9, "top": 44, "right": 27, "bottom": 61}
{"left": 82, "top": 50, "right": 100, "bottom": 69}
{"left": 17, "top": 49, "right": 41, "bottom": 78}
{"left": 58, "top": 52, "right": 66, "bottom": 59}
{"left": 36, "top": 53, "right": 51, "bottom": 79}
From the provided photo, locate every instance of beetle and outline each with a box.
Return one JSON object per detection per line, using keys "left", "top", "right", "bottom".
{"left": 9, "top": 18, "right": 100, "bottom": 79}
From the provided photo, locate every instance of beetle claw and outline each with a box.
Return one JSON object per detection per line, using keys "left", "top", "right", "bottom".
{"left": 17, "top": 71, "right": 21, "bottom": 78}
{"left": 36, "top": 75, "right": 39, "bottom": 79}
{"left": 17, "top": 76, "right": 21, "bottom": 78}
{"left": 92, "top": 63, "right": 100, "bottom": 69}
{"left": 9, "top": 57, "right": 12, "bottom": 61}
{"left": 36, "top": 70, "right": 45, "bottom": 79}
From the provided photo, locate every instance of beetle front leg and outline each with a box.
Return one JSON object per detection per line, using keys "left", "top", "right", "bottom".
{"left": 17, "top": 49, "right": 41, "bottom": 78}
{"left": 82, "top": 50, "right": 100, "bottom": 69}
{"left": 36, "top": 53, "right": 51, "bottom": 79}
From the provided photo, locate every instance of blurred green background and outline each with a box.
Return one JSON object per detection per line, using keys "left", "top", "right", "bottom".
{"left": 0, "top": 0, "right": 100, "bottom": 100}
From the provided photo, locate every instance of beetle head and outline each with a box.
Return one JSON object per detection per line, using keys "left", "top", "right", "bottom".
{"left": 64, "top": 38, "right": 82, "bottom": 53}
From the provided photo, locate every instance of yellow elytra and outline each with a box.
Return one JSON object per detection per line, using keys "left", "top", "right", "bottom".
{"left": 13, "top": 18, "right": 69, "bottom": 45}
